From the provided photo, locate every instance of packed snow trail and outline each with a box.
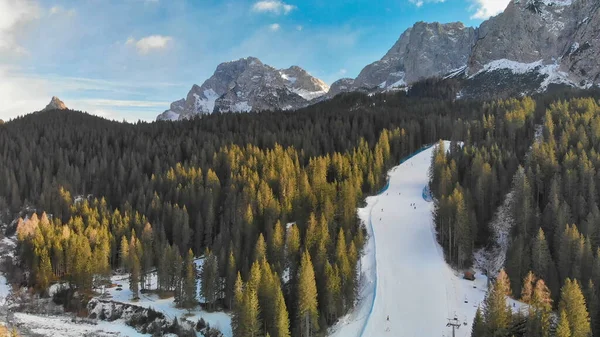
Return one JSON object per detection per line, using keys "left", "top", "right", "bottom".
{"left": 330, "top": 142, "right": 488, "bottom": 337}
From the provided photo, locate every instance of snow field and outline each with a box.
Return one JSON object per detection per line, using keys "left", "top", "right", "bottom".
{"left": 330, "top": 142, "right": 489, "bottom": 337}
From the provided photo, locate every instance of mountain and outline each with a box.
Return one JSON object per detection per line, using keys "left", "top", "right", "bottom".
{"left": 157, "top": 57, "right": 329, "bottom": 121}
{"left": 42, "top": 96, "right": 68, "bottom": 111}
{"left": 463, "top": 0, "right": 599, "bottom": 94}
{"left": 158, "top": 0, "right": 599, "bottom": 120}
{"left": 330, "top": 0, "right": 598, "bottom": 99}
{"left": 325, "top": 22, "right": 476, "bottom": 98}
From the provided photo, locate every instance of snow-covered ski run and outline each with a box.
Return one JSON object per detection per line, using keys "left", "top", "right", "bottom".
{"left": 330, "top": 141, "right": 489, "bottom": 337}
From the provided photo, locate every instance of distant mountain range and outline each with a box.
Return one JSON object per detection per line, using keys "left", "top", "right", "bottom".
{"left": 157, "top": 0, "right": 599, "bottom": 120}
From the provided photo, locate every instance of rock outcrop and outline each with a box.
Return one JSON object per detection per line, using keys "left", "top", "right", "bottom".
{"left": 157, "top": 57, "right": 328, "bottom": 120}
{"left": 42, "top": 96, "right": 68, "bottom": 111}
{"left": 346, "top": 22, "right": 476, "bottom": 93}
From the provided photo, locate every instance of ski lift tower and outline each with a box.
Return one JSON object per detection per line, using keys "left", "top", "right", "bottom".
{"left": 446, "top": 316, "right": 462, "bottom": 337}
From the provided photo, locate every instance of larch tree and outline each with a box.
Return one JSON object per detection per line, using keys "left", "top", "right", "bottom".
{"left": 559, "top": 278, "right": 591, "bottom": 337}
{"left": 182, "top": 249, "right": 197, "bottom": 311}
{"left": 297, "top": 251, "right": 319, "bottom": 337}
{"left": 556, "top": 310, "right": 572, "bottom": 337}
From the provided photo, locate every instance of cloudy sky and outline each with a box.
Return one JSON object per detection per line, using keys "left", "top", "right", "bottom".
{"left": 0, "top": 0, "right": 510, "bottom": 122}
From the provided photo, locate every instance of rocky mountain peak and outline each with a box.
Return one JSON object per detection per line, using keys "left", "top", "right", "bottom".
{"left": 346, "top": 21, "right": 476, "bottom": 93}
{"left": 158, "top": 57, "right": 329, "bottom": 120}
{"left": 43, "top": 96, "right": 68, "bottom": 111}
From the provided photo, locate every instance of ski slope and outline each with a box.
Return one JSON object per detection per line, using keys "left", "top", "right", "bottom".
{"left": 331, "top": 141, "right": 489, "bottom": 337}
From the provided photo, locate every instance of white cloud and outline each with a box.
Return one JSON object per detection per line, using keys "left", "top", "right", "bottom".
{"left": 269, "top": 23, "right": 281, "bottom": 31}
{"left": 408, "top": 0, "right": 445, "bottom": 7}
{"left": 252, "top": 1, "right": 296, "bottom": 15}
{"left": 49, "top": 6, "right": 76, "bottom": 17}
{"left": 0, "top": 0, "right": 40, "bottom": 54}
{"left": 469, "top": 0, "right": 510, "bottom": 19}
{"left": 70, "top": 99, "right": 170, "bottom": 108}
{"left": 296, "top": 25, "right": 303, "bottom": 31}
{"left": 126, "top": 35, "right": 173, "bottom": 54}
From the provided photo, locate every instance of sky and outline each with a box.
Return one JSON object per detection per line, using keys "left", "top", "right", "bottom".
{"left": 0, "top": 0, "right": 511, "bottom": 122}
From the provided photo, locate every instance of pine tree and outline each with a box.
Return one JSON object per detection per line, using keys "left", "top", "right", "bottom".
{"left": 297, "top": 251, "right": 319, "bottom": 337}
{"left": 556, "top": 310, "right": 572, "bottom": 337}
{"left": 254, "top": 233, "right": 267, "bottom": 263}
{"left": 226, "top": 249, "right": 237, "bottom": 309}
{"left": 559, "top": 278, "right": 591, "bottom": 337}
{"left": 130, "top": 252, "right": 140, "bottom": 300}
{"left": 181, "top": 249, "right": 197, "bottom": 311}
{"left": 471, "top": 307, "right": 485, "bottom": 337}
{"left": 245, "top": 288, "right": 262, "bottom": 337}
{"left": 521, "top": 271, "right": 536, "bottom": 303}
{"left": 231, "top": 273, "right": 244, "bottom": 337}
{"left": 584, "top": 280, "right": 598, "bottom": 337}
{"left": 528, "top": 279, "right": 553, "bottom": 337}
{"left": 286, "top": 224, "right": 301, "bottom": 275}
{"left": 120, "top": 235, "right": 129, "bottom": 271}
{"left": 483, "top": 269, "right": 511, "bottom": 335}
{"left": 200, "top": 249, "right": 219, "bottom": 311}
{"left": 272, "top": 281, "right": 291, "bottom": 337}
{"left": 270, "top": 221, "right": 285, "bottom": 274}
{"left": 36, "top": 249, "right": 53, "bottom": 293}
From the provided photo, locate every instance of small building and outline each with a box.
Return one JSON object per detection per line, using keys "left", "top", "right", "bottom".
{"left": 463, "top": 270, "right": 476, "bottom": 281}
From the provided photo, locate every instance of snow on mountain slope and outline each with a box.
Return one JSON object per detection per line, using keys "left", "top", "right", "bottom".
{"left": 330, "top": 142, "right": 489, "bottom": 337}
{"left": 157, "top": 58, "right": 327, "bottom": 120}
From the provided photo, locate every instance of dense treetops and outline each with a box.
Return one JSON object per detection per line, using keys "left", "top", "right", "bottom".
{"left": 2, "top": 89, "right": 599, "bottom": 336}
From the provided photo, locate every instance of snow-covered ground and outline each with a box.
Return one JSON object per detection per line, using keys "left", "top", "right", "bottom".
{"left": 14, "top": 313, "right": 149, "bottom": 337}
{"left": 330, "top": 142, "right": 490, "bottom": 337}
{"left": 99, "top": 258, "right": 232, "bottom": 337}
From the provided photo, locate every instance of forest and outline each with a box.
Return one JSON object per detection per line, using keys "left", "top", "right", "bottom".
{"left": 429, "top": 96, "right": 600, "bottom": 336}
{"left": 1, "top": 87, "right": 599, "bottom": 336}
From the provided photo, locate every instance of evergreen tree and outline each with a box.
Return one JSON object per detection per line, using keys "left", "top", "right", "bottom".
{"left": 181, "top": 249, "right": 197, "bottom": 311}
{"left": 130, "top": 252, "right": 141, "bottom": 300}
{"left": 559, "top": 278, "right": 591, "bottom": 337}
{"left": 297, "top": 251, "right": 319, "bottom": 337}
{"left": 556, "top": 310, "right": 572, "bottom": 337}
{"left": 483, "top": 269, "right": 511, "bottom": 335}
{"left": 471, "top": 307, "right": 485, "bottom": 337}
{"left": 200, "top": 249, "right": 219, "bottom": 311}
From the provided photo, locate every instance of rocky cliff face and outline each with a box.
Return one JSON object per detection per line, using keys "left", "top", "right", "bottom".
{"left": 157, "top": 57, "right": 328, "bottom": 121}
{"left": 42, "top": 96, "right": 68, "bottom": 111}
{"left": 467, "top": 0, "right": 599, "bottom": 88}
{"left": 349, "top": 22, "right": 476, "bottom": 92}
{"left": 330, "top": 0, "right": 598, "bottom": 99}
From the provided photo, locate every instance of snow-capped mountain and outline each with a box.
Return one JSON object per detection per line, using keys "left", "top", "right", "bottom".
{"left": 326, "top": 21, "right": 476, "bottom": 97}
{"left": 466, "top": 0, "right": 598, "bottom": 88}
{"left": 158, "top": 0, "right": 599, "bottom": 120}
{"left": 42, "top": 96, "right": 68, "bottom": 111}
{"left": 330, "top": 0, "right": 598, "bottom": 98}
{"left": 157, "top": 57, "right": 328, "bottom": 121}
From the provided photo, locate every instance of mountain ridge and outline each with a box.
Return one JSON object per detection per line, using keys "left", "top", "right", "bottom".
{"left": 157, "top": 57, "right": 328, "bottom": 121}
{"left": 157, "top": 0, "right": 599, "bottom": 120}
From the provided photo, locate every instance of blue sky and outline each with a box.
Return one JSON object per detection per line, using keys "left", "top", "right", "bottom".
{"left": 0, "top": 0, "right": 510, "bottom": 121}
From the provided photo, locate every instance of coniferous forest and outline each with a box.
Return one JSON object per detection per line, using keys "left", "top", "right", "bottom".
{"left": 2, "top": 87, "right": 600, "bottom": 337}
{"left": 429, "top": 94, "right": 600, "bottom": 337}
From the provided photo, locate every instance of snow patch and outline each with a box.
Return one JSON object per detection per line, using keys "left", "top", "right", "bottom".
{"left": 290, "top": 88, "right": 327, "bottom": 100}
{"left": 473, "top": 59, "right": 578, "bottom": 91}
{"left": 193, "top": 88, "right": 220, "bottom": 114}
{"left": 232, "top": 101, "right": 252, "bottom": 112}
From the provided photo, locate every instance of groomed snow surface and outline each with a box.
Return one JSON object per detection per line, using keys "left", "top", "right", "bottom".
{"left": 330, "top": 142, "right": 489, "bottom": 337}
